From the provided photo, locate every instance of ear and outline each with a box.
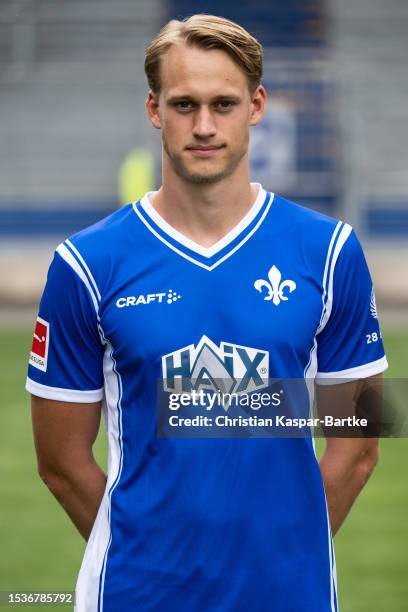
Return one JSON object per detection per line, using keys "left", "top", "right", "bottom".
{"left": 249, "top": 85, "right": 266, "bottom": 127}
{"left": 146, "top": 90, "right": 161, "bottom": 129}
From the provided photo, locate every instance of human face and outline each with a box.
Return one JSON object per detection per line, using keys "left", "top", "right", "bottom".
{"left": 146, "top": 43, "right": 266, "bottom": 184}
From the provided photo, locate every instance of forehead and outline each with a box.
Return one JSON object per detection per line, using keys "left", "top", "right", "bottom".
{"left": 159, "top": 42, "right": 249, "bottom": 98}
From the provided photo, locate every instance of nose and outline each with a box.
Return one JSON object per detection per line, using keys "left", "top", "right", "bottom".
{"left": 192, "top": 106, "right": 217, "bottom": 139}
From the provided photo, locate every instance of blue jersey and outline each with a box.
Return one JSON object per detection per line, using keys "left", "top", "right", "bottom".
{"left": 26, "top": 185, "right": 387, "bottom": 612}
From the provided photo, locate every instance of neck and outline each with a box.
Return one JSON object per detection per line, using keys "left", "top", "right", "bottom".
{"left": 149, "top": 155, "right": 258, "bottom": 248}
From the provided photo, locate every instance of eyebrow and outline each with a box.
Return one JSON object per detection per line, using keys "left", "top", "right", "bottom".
{"left": 167, "top": 94, "right": 242, "bottom": 104}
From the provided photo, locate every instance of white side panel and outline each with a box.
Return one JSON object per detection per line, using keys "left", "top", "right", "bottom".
{"left": 75, "top": 340, "right": 123, "bottom": 612}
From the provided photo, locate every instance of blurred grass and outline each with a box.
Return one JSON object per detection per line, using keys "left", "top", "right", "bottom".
{"left": 333, "top": 329, "right": 408, "bottom": 612}
{"left": 0, "top": 328, "right": 407, "bottom": 611}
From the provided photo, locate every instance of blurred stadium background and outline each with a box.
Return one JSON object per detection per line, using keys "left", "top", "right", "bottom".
{"left": 0, "top": 1, "right": 407, "bottom": 610}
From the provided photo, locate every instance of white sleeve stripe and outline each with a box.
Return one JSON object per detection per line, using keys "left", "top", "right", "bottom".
{"left": 316, "top": 221, "right": 342, "bottom": 334}
{"left": 26, "top": 377, "right": 104, "bottom": 402}
{"left": 321, "top": 221, "right": 342, "bottom": 305}
{"left": 315, "top": 356, "right": 388, "bottom": 384}
{"left": 56, "top": 243, "right": 99, "bottom": 314}
{"left": 318, "top": 223, "right": 352, "bottom": 334}
{"left": 325, "top": 223, "right": 352, "bottom": 321}
{"left": 65, "top": 239, "right": 102, "bottom": 301}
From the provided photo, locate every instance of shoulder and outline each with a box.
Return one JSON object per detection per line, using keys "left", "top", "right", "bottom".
{"left": 272, "top": 193, "right": 342, "bottom": 234}
{"left": 272, "top": 192, "right": 354, "bottom": 250}
{"left": 54, "top": 203, "right": 137, "bottom": 297}
{"left": 267, "top": 194, "right": 361, "bottom": 281}
{"left": 68, "top": 203, "right": 135, "bottom": 250}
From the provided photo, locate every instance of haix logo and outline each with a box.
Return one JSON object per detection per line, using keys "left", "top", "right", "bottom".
{"left": 116, "top": 289, "right": 181, "bottom": 308}
{"left": 254, "top": 265, "right": 296, "bottom": 305}
{"left": 162, "top": 335, "right": 269, "bottom": 394}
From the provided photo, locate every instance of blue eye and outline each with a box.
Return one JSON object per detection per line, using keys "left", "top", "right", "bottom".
{"left": 215, "top": 100, "right": 236, "bottom": 110}
{"left": 175, "top": 101, "right": 194, "bottom": 110}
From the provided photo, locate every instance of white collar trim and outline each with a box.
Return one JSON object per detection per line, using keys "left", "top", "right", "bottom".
{"left": 138, "top": 183, "right": 267, "bottom": 258}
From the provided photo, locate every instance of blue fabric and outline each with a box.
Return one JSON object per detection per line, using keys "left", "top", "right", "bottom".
{"left": 27, "top": 192, "right": 387, "bottom": 611}
{"left": 28, "top": 252, "right": 104, "bottom": 392}
{"left": 316, "top": 229, "right": 385, "bottom": 374}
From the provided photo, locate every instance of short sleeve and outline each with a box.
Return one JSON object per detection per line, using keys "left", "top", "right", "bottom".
{"left": 26, "top": 249, "right": 105, "bottom": 402}
{"left": 316, "top": 228, "right": 388, "bottom": 383}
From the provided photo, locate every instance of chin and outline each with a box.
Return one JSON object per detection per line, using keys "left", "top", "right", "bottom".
{"left": 187, "top": 158, "right": 237, "bottom": 182}
{"left": 183, "top": 168, "right": 230, "bottom": 184}
{"left": 173, "top": 159, "right": 227, "bottom": 184}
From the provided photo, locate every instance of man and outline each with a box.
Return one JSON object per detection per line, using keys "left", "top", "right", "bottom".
{"left": 27, "top": 14, "right": 387, "bottom": 612}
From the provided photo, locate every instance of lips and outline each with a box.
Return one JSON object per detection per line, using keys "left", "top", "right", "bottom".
{"left": 186, "top": 145, "right": 225, "bottom": 157}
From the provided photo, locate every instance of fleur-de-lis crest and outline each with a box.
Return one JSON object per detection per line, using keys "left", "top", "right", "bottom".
{"left": 254, "top": 265, "right": 296, "bottom": 305}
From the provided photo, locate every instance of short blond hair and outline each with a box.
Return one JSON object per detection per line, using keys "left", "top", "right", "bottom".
{"left": 145, "top": 14, "right": 263, "bottom": 94}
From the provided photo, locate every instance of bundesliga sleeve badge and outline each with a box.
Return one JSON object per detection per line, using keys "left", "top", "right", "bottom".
{"left": 29, "top": 317, "right": 50, "bottom": 372}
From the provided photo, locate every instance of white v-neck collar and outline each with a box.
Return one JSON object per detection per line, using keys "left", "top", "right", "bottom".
{"left": 138, "top": 183, "right": 267, "bottom": 258}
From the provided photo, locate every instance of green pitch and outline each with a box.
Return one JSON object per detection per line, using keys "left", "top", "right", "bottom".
{"left": 0, "top": 329, "right": 407, "bottom": 611}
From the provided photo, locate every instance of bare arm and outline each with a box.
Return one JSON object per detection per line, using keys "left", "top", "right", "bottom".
{"left": 319, "top": 436, "right": 379, "bottom": 536}
{"left": 31, "top": 395, "right": 107, "bottom": 541}
{"left": 317, "top": 374, "right": 383, "bottom": 536}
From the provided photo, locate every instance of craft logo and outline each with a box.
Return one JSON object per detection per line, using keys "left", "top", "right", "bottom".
{"left": 162, "top": 335, "right": 269, "bottom": 394}
{"left": 116, "top": 289, "right": 181, "bottom": 308}
{"left": 29, "top": 317, "right": 49, "bottom": 372}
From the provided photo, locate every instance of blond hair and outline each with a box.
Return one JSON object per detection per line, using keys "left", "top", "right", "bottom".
{"left": 145, "top": 14, "right": 263, "bottom": 93}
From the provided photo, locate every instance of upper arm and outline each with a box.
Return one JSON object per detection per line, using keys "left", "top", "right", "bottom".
{"left": 316, "top": 373, "right": 383, "bottom": 460}
{"left": 313, "top": 227, "right": 387, "bottom": 458}
{"left": 26, "top": 246, "right": 106, "bottom": 475}
{"left": 26, "top": 248, "right": 105, "bottom": 402}
{"left": 315, "top": 227, "right": 387, "bottom": 382}
{"left": 31, "top": 395, "right": 102, "bottom": 477}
